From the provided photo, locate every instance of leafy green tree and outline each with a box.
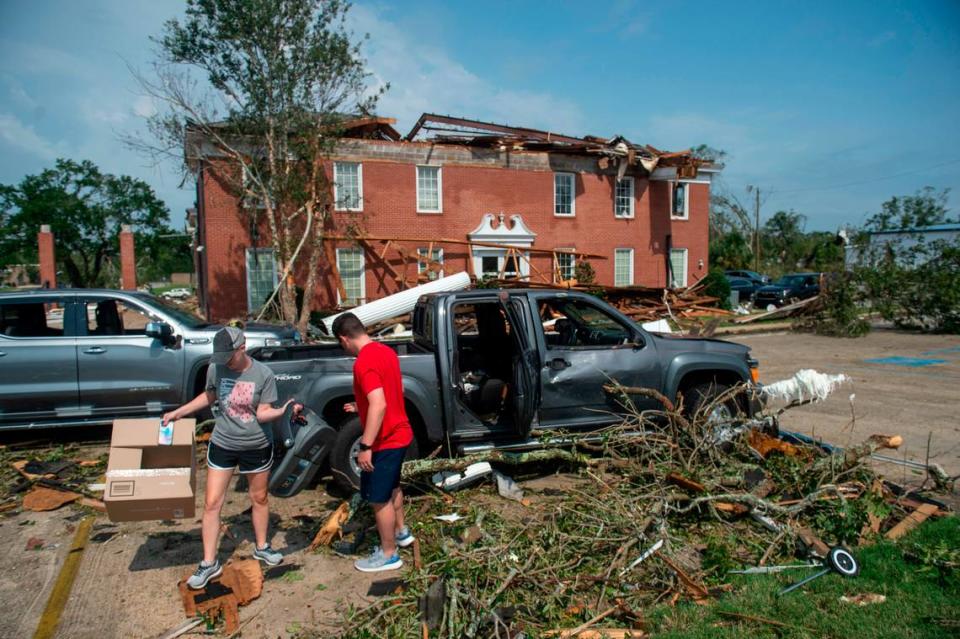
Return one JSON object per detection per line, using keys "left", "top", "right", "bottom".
{"left": 133, "top": 0, "right": 383, "bottom": 331}
{"left": 0, "top": 159, "right": 173, "bottom": 288}
{"left": 762, "top": 210, "right": 806, "bottom": 267}
{"left": 709, "top": 231, "right": 752, "bottom": 269}
{"left": 863, "top": 187, "right": 956, "bottom": 232}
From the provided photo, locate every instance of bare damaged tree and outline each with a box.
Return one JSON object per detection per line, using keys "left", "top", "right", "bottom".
{"left": 128, "top": 0, "right": 384, "bottom": 331}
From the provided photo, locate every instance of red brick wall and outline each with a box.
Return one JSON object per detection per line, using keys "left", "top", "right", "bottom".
{"left": 197, "top": 147, "right": 712, "bottom": 321}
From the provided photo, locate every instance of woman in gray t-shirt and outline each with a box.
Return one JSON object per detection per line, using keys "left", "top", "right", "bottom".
{"left": 163, "top": 326, "right": 301, "bottom": 589}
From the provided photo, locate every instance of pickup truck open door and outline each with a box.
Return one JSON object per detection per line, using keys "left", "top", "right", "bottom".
{"left": 499, "top": 292, "right": 540, "bottom": 436}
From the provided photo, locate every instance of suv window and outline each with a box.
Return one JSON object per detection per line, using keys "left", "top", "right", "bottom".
{"left": 85, "top": 299, "right": 155, "bottom": 336}
{"left": 539, "top": 297, "right": 633, "bottom": 347}
{"left": 0, "top": 300, "right": 66, "bottom": 337}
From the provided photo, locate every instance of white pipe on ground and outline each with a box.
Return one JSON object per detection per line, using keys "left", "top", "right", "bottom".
{"left": 321, "top": 271, "right": 472, "bottom": 334}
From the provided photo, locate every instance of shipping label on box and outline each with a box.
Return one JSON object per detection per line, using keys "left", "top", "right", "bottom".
{"left": 104, "top": 418, "right": 197, "bottom": 522}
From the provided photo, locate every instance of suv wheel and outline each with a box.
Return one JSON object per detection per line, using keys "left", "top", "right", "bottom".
{"left": 684, "top": 382, "right": 743, "bottom": 444}
{"left": 329, "top": 416, "right": 421, "bottom": 493}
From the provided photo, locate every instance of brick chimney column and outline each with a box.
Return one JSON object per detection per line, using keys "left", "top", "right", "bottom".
{"left": 119, "top": 224, "right": 137, "bottom": 290}
{"left": 37, "top": 224, "right": 56, "bottom": 288}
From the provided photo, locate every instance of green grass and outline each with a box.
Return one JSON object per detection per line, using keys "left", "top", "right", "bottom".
{"left": 649, "top": 516, "right": 960, "bottom": 639}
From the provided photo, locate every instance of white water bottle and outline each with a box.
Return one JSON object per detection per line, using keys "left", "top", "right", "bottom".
{"left": 158, "top": 419, "right": 174, "bottom": 446}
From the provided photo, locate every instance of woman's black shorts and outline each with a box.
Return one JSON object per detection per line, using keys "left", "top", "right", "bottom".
{"left": 207, "top": 442, "right": 274, "bottom": 474}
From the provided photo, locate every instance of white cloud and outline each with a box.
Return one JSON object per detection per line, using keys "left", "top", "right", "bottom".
{"left": 349, "top": 4, "right": 584, "bottom": 136}
{"left": 0, "top": 112, "right": 64, "bottom": 160}
{"left": 133, "top": 95, "right": 157, "bottom": 118}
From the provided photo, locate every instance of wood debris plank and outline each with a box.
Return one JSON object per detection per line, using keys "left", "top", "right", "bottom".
{"left": 885, "top": 503, "right": 939, "bottom": 540}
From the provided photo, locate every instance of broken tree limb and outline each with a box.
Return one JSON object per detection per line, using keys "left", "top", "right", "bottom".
{"left": 310, "top": 501, "right": 352, "bottom": 549}
{"left": 885, "top": 503, "right": 940, "bottom": 540}
{"left": 401, "top": 448, "right": 593, "bottom": 480}
{"left": 812, "top": 434, "right": 903, "bottom": 474}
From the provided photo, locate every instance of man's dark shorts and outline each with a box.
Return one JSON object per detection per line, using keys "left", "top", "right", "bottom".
{"left": 207, "top": 442, "right": 274, "bottom": 474}
{"left": 360, "top": 446, "right": 407, "bottom": 503}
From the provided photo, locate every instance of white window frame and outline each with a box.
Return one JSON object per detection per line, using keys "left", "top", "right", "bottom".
{"left": 670, "top": 248, "right": 688, "bottom": 288}
{"left": 553, "top": 172, "right": 576, "bottom": 217}
{"left": 416, "top": 165, "right": 442, "bottom": 213}
{"left": 335, "top": 247, "right": 366, "bottom": 306}
{"left": 554, "top": 248, "right": 576, "bottom": 282}
{"left": 333, "top": 161, "right": 363, "bottom": 212}
{"left": 614, "top": 176, "right": 635, "bottom": 218}
{"left": 614, "top": 248, "right": 634, "bottom": 287}
{"left": 245, "top": 248, "right": 278, "bottom": 312}
{"left": 417, "top": 247, "right": 444, "bottom": 280}
{"left": 671, "top": 182, "right": 689, "bottom": 220}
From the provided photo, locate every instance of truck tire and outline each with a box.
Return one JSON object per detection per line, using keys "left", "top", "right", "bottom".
{"left": 685, "top": 382, "right": 739, "bottom": 424}
{"left": 329, "top": 416, "right": 421, "bottom": 493}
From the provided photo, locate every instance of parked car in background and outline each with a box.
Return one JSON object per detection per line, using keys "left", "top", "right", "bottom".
{"left": 724, "top": 269, "right": 771, "bottom": 286}
{"left": 0, "top": 288, "right": 300, "bottom": 430}
{"left": 725, "top": 276, "right": 760, "bottom": 304}
{"left": 752, "top": 273, "right": 822, "bottom": 308}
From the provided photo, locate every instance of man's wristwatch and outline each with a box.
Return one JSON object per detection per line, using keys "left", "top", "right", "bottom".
{"left": 358, "top": 442, "right": 372, "bottom": 451}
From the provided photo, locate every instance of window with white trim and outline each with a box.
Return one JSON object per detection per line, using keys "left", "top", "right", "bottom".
{"left": 333, "top": 162, "right": 362, "bottom": 211}
{"left": 614, "top": 248, "right": 634, "bottom": 287}
{"left": 336, "top": 247, "right": 365, "bottom": 305}
{"left": 672, "top": 182, "right": 689, "bottom": 219}
{"left": 614, "top": 177, "right": 635, "bottom": 218}
{"left": 555, "top": 249, "right": 576, "bottom": 282}
{"left": 554, "top": 172, "right": 575, "bottom": 216}
{"left": 669, "top": 248, "right": 688, "bottom": 288}
{"left": 417, "top": 247, "right": 444, "bottom": 281}
{"left": 416, "top": 166, "right": 442, "bottom": 213}
{"left": 245, "top": 248, "right": 278, "bottom": 311}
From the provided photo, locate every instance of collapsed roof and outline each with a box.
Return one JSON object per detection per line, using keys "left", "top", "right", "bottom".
{"left": 405, "top": 113, "right": 711, "bottom": 178}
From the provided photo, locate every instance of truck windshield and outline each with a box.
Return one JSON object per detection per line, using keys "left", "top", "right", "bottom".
{"left": 135, "top": 294, "right": 210, "bottom": 328}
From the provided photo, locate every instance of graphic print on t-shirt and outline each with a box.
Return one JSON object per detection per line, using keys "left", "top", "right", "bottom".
{"left": 219, "top": 378, "right": 256, "bottom": 423}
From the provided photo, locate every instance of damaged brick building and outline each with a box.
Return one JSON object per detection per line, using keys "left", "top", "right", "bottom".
{"left": 188, "top": 113, "right": 719, "bottom": 321}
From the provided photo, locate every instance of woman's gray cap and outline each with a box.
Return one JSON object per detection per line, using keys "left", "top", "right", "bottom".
{"left": 210, "top": 326, "right": 244, "bottom": 364}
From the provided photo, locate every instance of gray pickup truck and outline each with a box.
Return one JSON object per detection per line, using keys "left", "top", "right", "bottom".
{"left": 0, "top": 288, "right": 300, "bottom": 430}
{"left": 259, "top": 288, "right": 760, "bottom": 495}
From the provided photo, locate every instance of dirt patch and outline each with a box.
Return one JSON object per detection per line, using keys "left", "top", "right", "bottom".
{"left": 735, "top": 328, "right": 960, "bottom": 476}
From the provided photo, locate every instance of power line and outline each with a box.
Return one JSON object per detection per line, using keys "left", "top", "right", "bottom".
{"left": 772, "top": 158, "right": 960, "bottom": 194}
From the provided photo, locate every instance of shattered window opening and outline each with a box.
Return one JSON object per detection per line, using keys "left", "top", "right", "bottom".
{"left": 614, "top": 248, "right": 634, "bottom": 287}
{"left": 670, "top": 248, "right": 688, "bottom": 288}
{"left": 417, "top": 247, "right": 444, "bottom": 280}
{"left": 615, "top": 176, "right": 635, "bottom": 218}
{"left": 416, "top": 165, "right": 442, "bottom": 213}
{"left": 554, "top": 172, "right": 575, "bottom": 216}
{"left": 333, "top": 161, "right": 362, "bottom": 211}
{"left": 672, "top": 182, "right": 688, "bottom": 219}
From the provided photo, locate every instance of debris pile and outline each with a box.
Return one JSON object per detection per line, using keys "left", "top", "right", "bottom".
{"left": 324, "top": 373, "right": 949, "bottom": 638}
{"left": 1, "top": 444, "right": 107, "bottom": 515}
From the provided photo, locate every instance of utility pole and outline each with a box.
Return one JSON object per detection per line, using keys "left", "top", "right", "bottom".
{"left": 748, "top": 185, "right": 761, "bottom": 272}
{"left": 754, "top": 186, "right": 761, "bottom": 272}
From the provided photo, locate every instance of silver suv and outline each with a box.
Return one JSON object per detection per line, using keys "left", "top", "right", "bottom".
{"left": 0, "top": 288, "right": 299, "bottom": 430}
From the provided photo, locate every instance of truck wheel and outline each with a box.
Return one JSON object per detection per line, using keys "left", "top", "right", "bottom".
{"left": 685, "top": 382, "right": 739, "bottom": 424}
{"left": 329, "top": 416, "right": 421, "bottom": 493}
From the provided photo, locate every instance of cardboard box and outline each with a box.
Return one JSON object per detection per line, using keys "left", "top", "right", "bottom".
{"left": 104, "top": 418, "right": 197, "bottom": 522}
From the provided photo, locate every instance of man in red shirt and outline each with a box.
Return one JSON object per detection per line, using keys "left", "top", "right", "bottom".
{"left": 332, "top": 313, "right": 415, "bottom": 572}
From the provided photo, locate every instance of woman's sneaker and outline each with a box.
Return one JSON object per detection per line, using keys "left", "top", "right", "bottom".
{"left": 187, "top": 559, "right": 223, "bottom": 590}
{"left": 395, "top": 526, "right": 415, "bottom": 548}
{"left": 355, "top": 547, "right": 403, "bottom": 573}
{"left": 253, "top": 544, "right": 283, "bottom": 566}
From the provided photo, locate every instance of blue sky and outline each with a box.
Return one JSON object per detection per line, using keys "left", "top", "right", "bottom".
{"left": 1, "top": 0, "right": 958, "bottom": 231}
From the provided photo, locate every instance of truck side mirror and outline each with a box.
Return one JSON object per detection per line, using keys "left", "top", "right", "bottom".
{"left": 146, "top": 321, "right": 174, "bottom": 345}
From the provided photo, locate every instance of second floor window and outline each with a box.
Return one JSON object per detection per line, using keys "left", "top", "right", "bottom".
{"left": 615, "top": 177, "right": 635, "bottom": 218}
{"left": 554, "top": 173, "right": 575, "bottom": 216}
{"left": 334, "top": 162, "right": 362, "bottom": 211}
{"left": 417, "top": 166, "right": 442, "bottom": 213}
{"left": 672, "top": 182, "right": 688, "bottom": 219}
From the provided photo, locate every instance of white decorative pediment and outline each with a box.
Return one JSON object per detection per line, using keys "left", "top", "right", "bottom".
{"left": 468, "top": 213, "right": 537, "bottom": 246}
